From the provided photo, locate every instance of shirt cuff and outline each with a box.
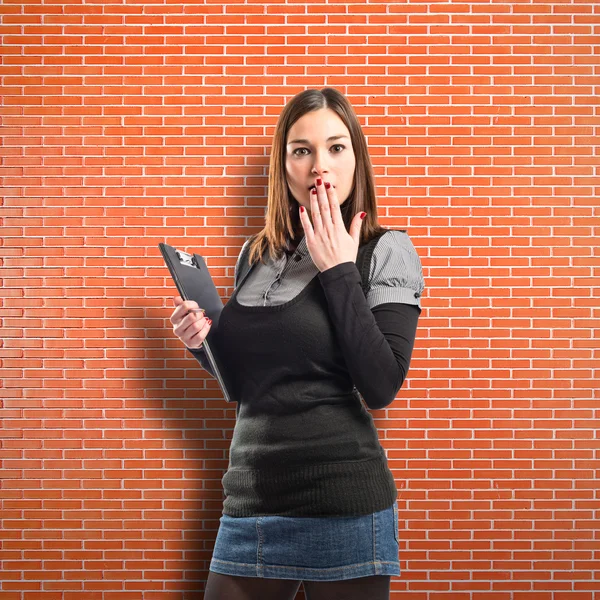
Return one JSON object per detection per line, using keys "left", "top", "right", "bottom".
{"left": 367, "top": 287, "right": 422, "bottom": 310}
{"left": 186, "top": 345, "right": 205, "bottom": 354}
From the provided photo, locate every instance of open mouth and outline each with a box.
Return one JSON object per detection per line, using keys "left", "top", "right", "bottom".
{"left": 308, "top": 185, "right": 335, "bottom": 191}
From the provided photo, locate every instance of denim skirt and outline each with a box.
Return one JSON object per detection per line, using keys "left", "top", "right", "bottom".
{"left": 209, "top": 501, "right": 400, "bottom": 581}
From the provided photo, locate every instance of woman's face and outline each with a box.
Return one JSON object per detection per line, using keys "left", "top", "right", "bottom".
{"left": 285, "top": 108, "right": 356, "bottom": 220}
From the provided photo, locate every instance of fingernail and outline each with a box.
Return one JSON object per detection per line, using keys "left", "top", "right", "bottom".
{"left": 360, "top": 212, "right": 367, "bottom": 219}
{"left": 316, "top": 178, "right": 322, "bottom": 186}
{"left": 207, "top": 318, "right": 212, "bottom": 325}
{"left": 300, "top": 205, "right": 305, "bottom": 213}
{"left": 311, "top": 188, "right": 317, "bottom": 195}
{"left": 324, "top": 182, "right": 331, "bottom": 189}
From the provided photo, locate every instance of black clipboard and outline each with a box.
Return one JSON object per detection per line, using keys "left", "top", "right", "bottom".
{"left": 158, "top": 243, "right": 234, "bottom": 403}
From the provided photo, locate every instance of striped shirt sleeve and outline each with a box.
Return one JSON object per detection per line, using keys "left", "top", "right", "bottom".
{"left": 366, "top": 230, "right": 425, "bottom": 311}
{"left": 234, "top": 239, "right": 251, "bottom": 289}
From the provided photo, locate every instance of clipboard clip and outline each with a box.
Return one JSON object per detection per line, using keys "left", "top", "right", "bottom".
{"left": 175, "top": 249, "right": 201, "bottom": 269}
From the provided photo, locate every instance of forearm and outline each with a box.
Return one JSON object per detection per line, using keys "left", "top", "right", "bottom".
{"left": 186, "top": 345, "right": 216, "bottom": 378}
{"left": 318, "top": 261, "right": 419, "bottom": 410}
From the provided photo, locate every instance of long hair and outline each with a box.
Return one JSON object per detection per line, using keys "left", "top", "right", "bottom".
{"left": 246, "top": 87, "right": 388, "bottom": 267}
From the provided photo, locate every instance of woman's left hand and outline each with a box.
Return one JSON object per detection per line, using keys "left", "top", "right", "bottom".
{"left": 299, "top": 177, "right": 367, "bottom": 273}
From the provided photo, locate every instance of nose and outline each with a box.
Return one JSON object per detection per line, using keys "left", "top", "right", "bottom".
{"left": 311, "top": 169, "right": 329, "bottom": 180}
{"left": 311, "top": 150, "right": 331, "bottom": 176}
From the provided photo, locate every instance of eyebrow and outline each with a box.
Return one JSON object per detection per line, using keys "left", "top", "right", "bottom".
{"left": 287, "top": 134, "right": 350, "bottom": 145}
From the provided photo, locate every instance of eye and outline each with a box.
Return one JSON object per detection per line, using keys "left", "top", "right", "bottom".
{"left": 292, "top": 144, "right": 346, "bottom": 157}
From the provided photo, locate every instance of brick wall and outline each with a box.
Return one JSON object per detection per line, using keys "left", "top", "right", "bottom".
{"left": 1, "top": 1, "right": 598, "bottom": 598}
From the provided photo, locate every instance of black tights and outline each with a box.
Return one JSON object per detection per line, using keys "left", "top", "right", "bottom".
{"left": 204, "top": 571, "right": 391, "bottom": 600}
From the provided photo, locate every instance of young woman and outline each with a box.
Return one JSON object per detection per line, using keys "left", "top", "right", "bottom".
{"left": 171, "top": 87, "right": 425, "bottom": 600}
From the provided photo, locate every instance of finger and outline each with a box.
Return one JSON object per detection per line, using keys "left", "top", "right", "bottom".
{"left": 170, "top": 299, "right": 201, "bottom": 325}
{"left": 310, "top": 187, "right": 323, "bottom": 233}
{"left": 299, "top": 204, "right": 314, "bottom": 241}
{"left": 186, "top": 314, "right": 212, "bottom": 347}
{"left": 324, "top": 181, "right": 342, "bottom": 227}
{"left": 175, "top": 310, "right": 208, "bottom": 339}
{"left": 316, "top": 180, "right": 333, "bottom": 234}
{"left": 173, "top": 296, "right": 198, "bottom": 309}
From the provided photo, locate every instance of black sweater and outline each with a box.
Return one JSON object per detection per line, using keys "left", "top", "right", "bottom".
{"left": 186, "top": 231, "right": 424, "bottom": 516}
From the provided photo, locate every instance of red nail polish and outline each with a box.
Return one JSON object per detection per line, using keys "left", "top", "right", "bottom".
{"left": 360, "top": 212, "right": 367, "bottom": 219}
{"left": 300, "top": 205, "right": 305, "bottom": 213}
{"left": 311, "top": 188, "right": 317, "bottom": 195}
{"left": 316, "top": 178, "right": 322, "bottom": 186}
{"left": 324, "top": 182, "right": 331, "bottom": 189}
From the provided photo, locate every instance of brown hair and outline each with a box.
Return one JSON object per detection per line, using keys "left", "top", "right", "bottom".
{"left": 245, "top": 87, "right": 387, "bottom": 267}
